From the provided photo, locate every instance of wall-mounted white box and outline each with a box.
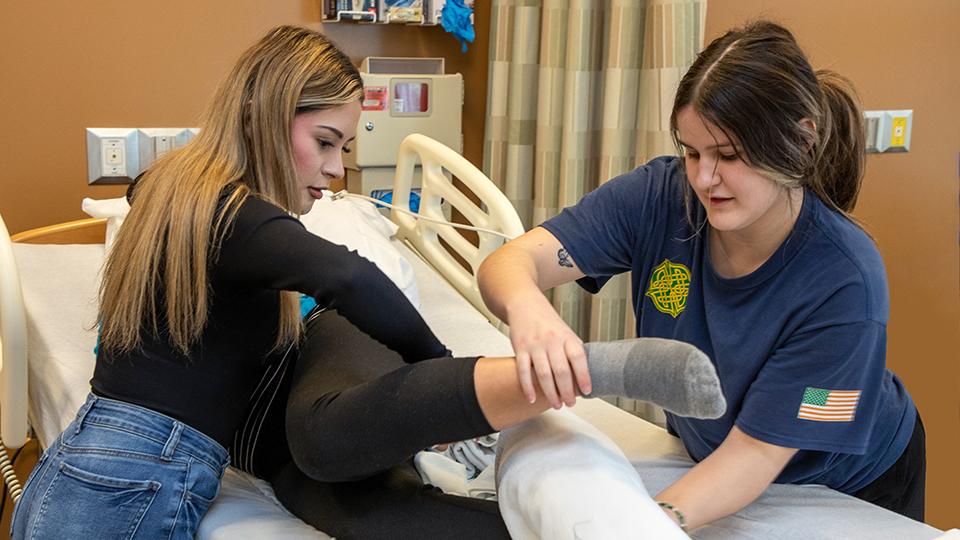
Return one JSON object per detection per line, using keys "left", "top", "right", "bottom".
{"left": 86, "top": 128, "right": 139, "bottom": 184}
{"left": 864, "top": 111, "right": 884, "bottom": 153}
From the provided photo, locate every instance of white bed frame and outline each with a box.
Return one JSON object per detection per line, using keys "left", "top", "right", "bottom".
{"left": 0, "top": 214, "right": 29, "bottom": 455}
{"left": 391, "top": 133, "right": 524, "bottom": 325}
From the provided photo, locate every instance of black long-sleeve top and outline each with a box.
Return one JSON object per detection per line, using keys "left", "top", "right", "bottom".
{"left": 91, "top": 193, "right": 448, "bottom": 447}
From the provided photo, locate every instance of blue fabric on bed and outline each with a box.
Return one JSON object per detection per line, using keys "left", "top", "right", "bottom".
{"left": 300, "top": 295, "right": 318, "bottom": 319}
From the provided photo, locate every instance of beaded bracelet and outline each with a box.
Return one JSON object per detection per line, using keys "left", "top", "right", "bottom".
{"left": 657, "top": 501, "right": 688, "bottom": 531}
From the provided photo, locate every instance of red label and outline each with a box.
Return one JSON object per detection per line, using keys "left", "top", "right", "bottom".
{"left": 362, "top": 86, "right": 387, "bottom": 111}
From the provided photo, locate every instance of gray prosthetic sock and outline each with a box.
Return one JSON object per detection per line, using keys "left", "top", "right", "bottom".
{"left": 584, "top": 338, "right": 726, "bottom": 419}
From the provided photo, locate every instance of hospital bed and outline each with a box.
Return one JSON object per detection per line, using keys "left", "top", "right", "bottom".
{"left": 0, "top": 135, "right": 952, "bottom": 539}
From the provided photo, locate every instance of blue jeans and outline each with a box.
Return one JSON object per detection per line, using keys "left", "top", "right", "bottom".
{"left": 11, "top": 394, "right": 230, "bottom": 539}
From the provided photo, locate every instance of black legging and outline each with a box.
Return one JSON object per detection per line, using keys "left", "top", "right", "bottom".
{"left": 852, "top": 411, "right": 926, "bottom": 521}
{"left": 240, "top": 310, "right": 510, "bottom": 540}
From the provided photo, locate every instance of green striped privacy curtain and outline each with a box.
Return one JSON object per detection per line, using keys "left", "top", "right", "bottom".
{"left": 483, "top": 0, "right": 706, "bottom": 423}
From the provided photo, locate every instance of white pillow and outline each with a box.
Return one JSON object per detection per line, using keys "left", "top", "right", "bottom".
{"left": 199, "top": 467, "right": 331, "bottom": 539}
{"left": 299, "top": 191, "right": 420, "bottom": 308}
{"left": 81, "top": 193, "right": 420, "bottom": 307}
{"left": 81, "top": 196, "right": 129, "bottom": 252}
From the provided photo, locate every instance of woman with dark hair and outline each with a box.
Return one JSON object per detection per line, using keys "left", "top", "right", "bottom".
{"left": 479, "top": 20, "right": 923, "bottom": 532}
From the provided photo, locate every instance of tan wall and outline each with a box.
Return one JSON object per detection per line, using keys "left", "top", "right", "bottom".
{"left": 0, "top": 0, "right": 489, "bottom": 234}
{"left": 705, "top": 0, "right": 960, "bottom": 529}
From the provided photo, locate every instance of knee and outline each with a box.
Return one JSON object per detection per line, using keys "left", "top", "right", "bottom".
{"left": 285, "top": 401, "right": 372, "bottom": 483}
{"left": 288, "top": 442, "right": 337, "bottom": 482}
{"left": 287, "top": 439, "right": 378, "bottom": 483}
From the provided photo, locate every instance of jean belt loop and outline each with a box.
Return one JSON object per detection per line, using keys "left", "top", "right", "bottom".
{"left": 74, "top": 395, "right": 97, "bottom": 435}
{"left": 161, "top": 422, "right": 184, "bottom": 462}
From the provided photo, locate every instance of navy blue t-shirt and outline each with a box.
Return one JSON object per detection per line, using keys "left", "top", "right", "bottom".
{"left": 541, "top": 156, "right": 915, "bottom": 493}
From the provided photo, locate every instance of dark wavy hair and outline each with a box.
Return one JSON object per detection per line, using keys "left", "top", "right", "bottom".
{"left": 671, "top": 20, "right": 865, "bottom": 225}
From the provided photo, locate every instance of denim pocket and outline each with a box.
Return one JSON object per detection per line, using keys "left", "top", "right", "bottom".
{"left": 29, "top": 459, "right": 160, "bottom": 540}
{"left": 172, "top": 459, "right": 223, "bottom": 536}
{"left": 177, "top": 489, "right": 216, "bottom": 535}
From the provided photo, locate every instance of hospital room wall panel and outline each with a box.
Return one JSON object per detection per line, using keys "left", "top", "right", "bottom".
{"left": 0, "top": 0, "right": 491, "bottom": 236}
{"left": 706, "top": 0, "right": 960, "bottom": 529}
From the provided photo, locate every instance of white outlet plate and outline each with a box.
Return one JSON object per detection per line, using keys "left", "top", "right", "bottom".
{"left": 86, "top": 128, "right": 139, "bottom": 184}
{"left": 864, "top": 111, "right": 884, "bottom": 153}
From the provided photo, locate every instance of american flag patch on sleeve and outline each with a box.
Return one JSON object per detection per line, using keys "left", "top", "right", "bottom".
{"left": 797, "top": 387, "right": 860, "bottom": 422}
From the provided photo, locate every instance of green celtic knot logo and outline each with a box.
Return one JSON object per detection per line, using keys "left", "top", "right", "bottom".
{"left": 645, "top": 260, "right": 691, "bottom": 318}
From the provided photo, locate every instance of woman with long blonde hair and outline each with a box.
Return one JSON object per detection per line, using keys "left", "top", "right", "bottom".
{"left": 13, "top": 25, "right": 724, "bottom": 539}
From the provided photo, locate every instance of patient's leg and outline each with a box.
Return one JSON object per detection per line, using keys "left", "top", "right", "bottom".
{"left": 283, "top": 309, "right": 528, "bottom": 482}
{"left": 495, "top": 410, "right": 689, "bottom": 540}
{"left": 275, "top": 312, "right": 718, "bottom": 537}
{"left": 271, "top": 458, "right": 510, "bottom": 540}
{"left": 475, "top": 339, "right": 727, "bottom": 430}
{"left": 284, "top": 312, "right": 726, "bottom": 481}
{"left": 584, "top": 339, "right": 726, "bottom": 419}
{"left": 274, "top": 310, "right": 511, "bottom": 537}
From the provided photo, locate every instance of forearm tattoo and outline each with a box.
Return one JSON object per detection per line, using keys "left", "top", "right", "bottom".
{"left": 557, "top": 248, "right": 574, "bottom": 268}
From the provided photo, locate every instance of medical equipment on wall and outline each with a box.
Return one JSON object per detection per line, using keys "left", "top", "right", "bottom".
{"left": 344, "top": 57, "right": 463, "bottom": 209}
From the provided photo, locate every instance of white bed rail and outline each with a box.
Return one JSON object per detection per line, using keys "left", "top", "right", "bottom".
{"left": 0, "top": 214, "right": 28, "bottom": 451}
{"left": 0, "top": 213, "right": 28, "bottom": 503}
{"left": 390, "top": 134, "right": 525, "bottom": 327}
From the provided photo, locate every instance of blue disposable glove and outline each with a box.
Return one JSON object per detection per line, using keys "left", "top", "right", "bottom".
{"left": 441, "top": 0, "right": 475, "bottom": 52}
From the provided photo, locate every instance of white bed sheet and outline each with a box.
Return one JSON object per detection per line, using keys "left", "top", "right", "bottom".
{"left": 14, "top": 243, "right": 102, "bottom": 450}
{"left": 14, "top": 241, "right": 946, "bottom": 539}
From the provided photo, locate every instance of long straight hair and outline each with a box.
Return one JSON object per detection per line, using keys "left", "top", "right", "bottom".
{"left": 99, "top": 26, "right": 363, "bottom": 356}
{"left": 670, "top": 21, "right": 866, "bottom": 227}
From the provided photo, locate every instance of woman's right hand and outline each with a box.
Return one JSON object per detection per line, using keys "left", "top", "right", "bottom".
{"left": 506, "top": 296, "right": 591, "bottom": 409}
{"left": 478, "top": 227, "right": 590, "bottom": 409}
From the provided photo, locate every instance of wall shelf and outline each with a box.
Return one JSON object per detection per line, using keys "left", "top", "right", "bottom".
{"left": 323, "top": 1, "right": 463, "bottom": 26}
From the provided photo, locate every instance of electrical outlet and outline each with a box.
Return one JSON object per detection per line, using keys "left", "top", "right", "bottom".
{"left": 87, "top": 127, "right": 200, "bottom": 184}
{"left": 863, "top": 110, "right": 912, "bottom": 154}
{"left": 86, "top": 128, "right": 139, "bottom": 184}
{"left": 885, "top": 110, "right": 912, "bottom": 152}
